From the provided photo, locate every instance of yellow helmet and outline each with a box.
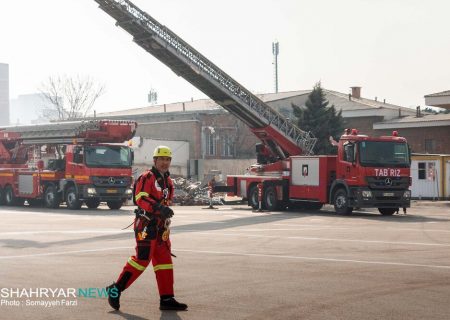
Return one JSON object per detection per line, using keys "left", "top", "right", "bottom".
{"left": 153, "top": 145, "right": 172, "bottom": 158}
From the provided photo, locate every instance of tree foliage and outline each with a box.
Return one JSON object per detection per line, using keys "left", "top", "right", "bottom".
{"left": 292, "top": 82, "right": 345, "bottom": 155}
{"left": 39, "top": 75, "right": 105, "bottom": 120}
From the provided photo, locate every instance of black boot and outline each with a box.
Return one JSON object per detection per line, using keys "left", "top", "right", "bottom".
{"left": 160, "top": 297, "right": 188, "bottom": 311}
{"left": 106, "top": 283, "right": 121, "bottom": 310}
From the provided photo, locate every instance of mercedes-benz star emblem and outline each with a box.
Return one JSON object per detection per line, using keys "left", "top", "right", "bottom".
{"left": 108, "top": 177, "right": 116, "bottom": 184}
{"left": 385, "top": 178, "right": 392, "bottom": 186}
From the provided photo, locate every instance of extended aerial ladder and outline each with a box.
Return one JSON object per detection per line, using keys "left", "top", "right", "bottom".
{"left": 93, "top": 0, "right": 317, "bottom": 159}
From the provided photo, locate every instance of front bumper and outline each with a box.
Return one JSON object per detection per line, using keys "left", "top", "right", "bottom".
{"left": 350, "top": 187, "right": 411, "bottom": 208}
{"left": 79, "top": 185, "right": 133, "bottom": 201}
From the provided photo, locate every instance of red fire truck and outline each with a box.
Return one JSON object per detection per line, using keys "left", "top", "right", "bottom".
{"left": 228, "top": 129, "right": 411, "bottom": 215}
{"left": 0, "top": 120, "right": 137, "bottom": 210}
{"left": 94, "top": 0, "right": 411, "bottom": 215}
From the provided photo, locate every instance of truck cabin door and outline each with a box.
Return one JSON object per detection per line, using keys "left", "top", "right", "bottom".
{"left": 340, "top": 142, "right": 359, "bottom": 184}
{"left": 70, "top": 146, "right": 86, "bottom": 179}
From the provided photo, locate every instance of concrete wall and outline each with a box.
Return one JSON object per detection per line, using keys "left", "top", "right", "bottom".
{"left": 131, "top": 137, "right": 189, "bottom": 177}
{"left": 136, "top": 120, "right": 200, "bottom": 159}
{"left": 202, "top": 158, "right": 256, "bottom": 180}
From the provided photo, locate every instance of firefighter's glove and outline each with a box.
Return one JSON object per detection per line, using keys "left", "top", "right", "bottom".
{"left": 159, "top": 205, "right": 174, "bottom": 220}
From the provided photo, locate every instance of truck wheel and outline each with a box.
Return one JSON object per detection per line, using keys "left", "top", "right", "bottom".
{"left": 378, "top": 208, "right": 397, "bottom": 216}
{"left": 248, "top": 186, "right": 260, "bottom": 210}
{"left": 333, "top": 189, "right": 353, "bottom": 215}
{"left": 85, "top": 199, "right": 101, "bottom": 209}
{"left": 107, "top": 200, "right": 123, "bottom": 210}
{"left": 4, "top": 185, "right": 17, "bottom": 206}
{"left": 44, "top": 185, "right": 60, "bottom": 209}
{"left": 264, "top": 185, "right": 278, "bottom": 211}
{"left": 66, "top": 186, "right": 82, "bottom": 210}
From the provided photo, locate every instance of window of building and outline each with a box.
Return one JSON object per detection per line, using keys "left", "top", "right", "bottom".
{"left": 222, "top": 136, "right": 233, "bottom": 157}
{"left": 207, "top": 133, "right": 216, "bottom": 156}
{"left": 418, "top": 162, "right": 426, "bottom": 180}
{"left": 425, "top": 139, "right": 436, "bottom": 153}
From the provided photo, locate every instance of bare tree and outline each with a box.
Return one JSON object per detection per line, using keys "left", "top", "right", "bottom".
{"left": 39, "top": 75, "right": 105, "bottom": 120}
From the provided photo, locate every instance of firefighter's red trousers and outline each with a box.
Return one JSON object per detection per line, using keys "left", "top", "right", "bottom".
{"left": 115, "top": 217, "right": 174, "bottom": 296}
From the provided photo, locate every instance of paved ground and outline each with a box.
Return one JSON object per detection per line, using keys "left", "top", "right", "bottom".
{"left": 0, "top": 201, "right": 450, "bottom": 320}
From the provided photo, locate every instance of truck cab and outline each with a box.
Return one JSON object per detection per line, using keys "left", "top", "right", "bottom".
{"left": 62, "top": 144, "right": 134, "bottom": 209}
{"left": 332, "top": 130, "right": 411, "bottom": 215}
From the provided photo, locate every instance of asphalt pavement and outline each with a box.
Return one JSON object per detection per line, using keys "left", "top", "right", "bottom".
{"left": 0, "top": 201, "right": 449, "bottom": 320}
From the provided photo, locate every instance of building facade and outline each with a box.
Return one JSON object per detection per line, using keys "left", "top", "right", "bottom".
{"left": 0, "top": 63, "right": 9, "bottom": 126}
{"left": 94, "top": 87, "right": 450, "bottom": 179}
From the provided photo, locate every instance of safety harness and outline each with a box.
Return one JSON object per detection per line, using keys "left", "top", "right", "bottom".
{"left": 124, "top": 167, "right": 173, "bottom": 242}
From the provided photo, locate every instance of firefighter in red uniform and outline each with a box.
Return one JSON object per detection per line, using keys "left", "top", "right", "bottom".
{"left": 107, "top": 146, "right": 187, "bottom": 311}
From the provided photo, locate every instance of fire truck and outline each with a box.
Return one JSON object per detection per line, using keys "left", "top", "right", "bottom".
{"left": 93, "top": 0, "right": 411, "bottom": 215}
{"left": 0, "top": 120, "right": 137, "bottom": 210}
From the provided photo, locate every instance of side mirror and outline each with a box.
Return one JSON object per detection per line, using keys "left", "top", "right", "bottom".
{"left": 408, "top": 144, "right": 412, "bottom": 164}
{"left": 130, "top": 149, "right": 134, "bottom": 164}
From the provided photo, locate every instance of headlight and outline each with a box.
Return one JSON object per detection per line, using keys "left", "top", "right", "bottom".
{"left": 362, "top": 190, "right": 372, "bottom": 198}
{"left": 403, "top": 190, "right": 411, "bottom": 199}
{"left": 87, "top": 188, "right": 97, "bottom": 195}
{"left": 125, "top": 189, "right": 133, "bottom": 195}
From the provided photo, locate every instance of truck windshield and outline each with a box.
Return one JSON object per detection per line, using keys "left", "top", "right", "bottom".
{"left": 85, "top": 146, "right": 132, "bottom": 168}
{"left": 359, "top": 141, "right": 410, "bottom": 168}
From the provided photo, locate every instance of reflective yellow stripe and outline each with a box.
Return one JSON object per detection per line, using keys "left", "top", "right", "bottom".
{"left": 40, "top": 173, "right": 56, "bottom": 178}
{"left": 127, "top": 257, "right": 146, "bottom": 271}
{"left": 153, "top": 264, "right": 173, "bottom": 272}
{"left": 135, "top": 192, "right": 149, "bottom": 201}
{"left": 0, "top": 173, "right": 13, "bottom": 177}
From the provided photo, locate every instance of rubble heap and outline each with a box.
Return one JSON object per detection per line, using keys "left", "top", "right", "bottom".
{"left": 172, "top": 177, "right": 225, "bottom": 206}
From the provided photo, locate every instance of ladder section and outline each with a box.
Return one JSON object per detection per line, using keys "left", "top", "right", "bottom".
{"left": 0, "top": 120, "right": 136, "bottom": 144}
{"left": 1, "top": 121, "right": 100, "bottom": 143}
{"left": 94, "top": 0, "right": 316, "bottom": 156}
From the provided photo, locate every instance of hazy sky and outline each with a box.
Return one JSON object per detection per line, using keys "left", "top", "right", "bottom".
{"left": 0, "top": 0, "right": 449, "bottom": 114}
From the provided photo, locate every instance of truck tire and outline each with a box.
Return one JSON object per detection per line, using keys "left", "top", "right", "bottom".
{"left": 333, "top": 189, "right": 353, "bottom": 215}
{"left": 85, "top": 199, "right": 101, "bottom": 209}
{"left": 44, "top": 185, "right": 60, "bottom": 209}
{"left": 66, "top": 186, "right": 82, "bottom": 210}
{"left": 378, "top": 208, "right": 397, "bottom": 216}
{"left": 4, "top": 185, "right": 17, "bottom": 206}
{"left": 248, "top": 185, "right": 260, "bottom": 210}
{"left": 107, "top": 200, "right": 123, "bottom": 210}
{"left": 264, "top": 185, "right": 278, "bottom": 211}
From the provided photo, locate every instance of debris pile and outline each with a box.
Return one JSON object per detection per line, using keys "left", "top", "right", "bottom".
{"left": 172, "top": 177, "right": 225, "bottom": 206}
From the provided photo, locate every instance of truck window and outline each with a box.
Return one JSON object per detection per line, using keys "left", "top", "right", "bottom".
{"left": 359, "top": 141, "right": 409, "bottom": 168}
{"left": 343, "top": 143, "right": 354, "bottom": 162}
{"left": 85, "top": 146, "right": 132, "bottom": 168}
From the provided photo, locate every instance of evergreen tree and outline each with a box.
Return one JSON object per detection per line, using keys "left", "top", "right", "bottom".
{"left": 292, "top": 82, "right": 345, "bottom": 155}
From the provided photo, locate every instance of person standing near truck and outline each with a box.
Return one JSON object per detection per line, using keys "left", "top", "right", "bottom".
{"left": 106, "top": 146, "right": 187, "bottom": 311}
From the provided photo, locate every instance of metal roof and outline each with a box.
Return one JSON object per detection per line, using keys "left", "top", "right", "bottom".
{"left": 424, "top": 90, "right": 450, "bottom": 98}
{"left": 98, "top": 90, "right": 311, "bottom": 117}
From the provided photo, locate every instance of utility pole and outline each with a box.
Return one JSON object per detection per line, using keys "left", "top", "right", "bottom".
{"left": 272, "top": 41, "right": 279, "bottom": 93}
{"left": 148, "top": 88, "right": 158, "bottom": 105}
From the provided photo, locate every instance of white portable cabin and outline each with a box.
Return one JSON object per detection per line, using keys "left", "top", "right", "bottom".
{"left": 410, "top": 154, "right": 450, "bottom": 200}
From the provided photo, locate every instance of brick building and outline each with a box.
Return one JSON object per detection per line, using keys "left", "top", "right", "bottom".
{"left": 95, "top": 87, "right": 450, "bottom": 178}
